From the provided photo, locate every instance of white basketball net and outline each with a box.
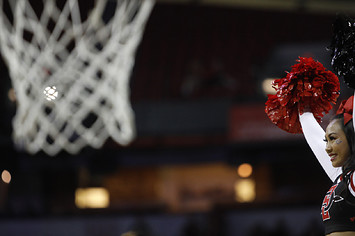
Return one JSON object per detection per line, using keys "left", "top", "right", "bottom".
{"left": 0, "top": 0, "right": 154, "bottom": 155}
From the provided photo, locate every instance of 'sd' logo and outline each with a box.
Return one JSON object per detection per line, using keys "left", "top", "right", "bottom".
{"left": 321, "top": 184, "right": 344, "bottom": 220}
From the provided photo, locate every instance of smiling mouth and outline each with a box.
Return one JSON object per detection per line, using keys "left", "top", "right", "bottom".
{"left": 329, "top": 154, "right": 336, "bottom": 162}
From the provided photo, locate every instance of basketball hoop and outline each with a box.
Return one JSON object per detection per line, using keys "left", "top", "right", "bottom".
{"left": 0, "top": 0, "right": 154, "bottom": 155}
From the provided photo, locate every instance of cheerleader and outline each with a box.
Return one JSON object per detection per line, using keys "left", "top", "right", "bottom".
{"left": 300, "top": 95, "right": 355, "bottom": 235}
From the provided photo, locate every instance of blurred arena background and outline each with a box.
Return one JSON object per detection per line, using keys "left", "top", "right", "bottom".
{"left": 1, "top": 0, "right": 355, "bottom": 235}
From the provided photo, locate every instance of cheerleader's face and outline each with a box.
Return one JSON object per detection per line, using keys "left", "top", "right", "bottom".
{"left": 325, "top": 119, "right": 351, "bottom": 168}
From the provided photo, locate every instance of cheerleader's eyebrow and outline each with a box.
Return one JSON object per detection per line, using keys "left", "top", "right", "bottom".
{"left": 325, "top": 132, "right": 336, "bottom": 138}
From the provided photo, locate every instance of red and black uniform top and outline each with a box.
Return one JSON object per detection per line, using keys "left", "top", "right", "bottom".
{"left": 322, "top": 170, "right": 355, "bottom": 234}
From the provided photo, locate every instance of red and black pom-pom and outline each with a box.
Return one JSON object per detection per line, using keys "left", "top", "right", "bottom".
{"left": 265, "top": 57, "right": 340, "bottom": 133}
{"left": 328, "top": 14, "right": 355, "bottom": 89}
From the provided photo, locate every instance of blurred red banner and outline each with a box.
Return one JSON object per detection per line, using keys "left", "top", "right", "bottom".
{"left": 228, "top": 104, "right": 303, "bottom": 142}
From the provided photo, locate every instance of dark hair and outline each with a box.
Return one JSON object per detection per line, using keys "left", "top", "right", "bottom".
{"left": 331, "top": 114, "right": 355, "bottom": 173}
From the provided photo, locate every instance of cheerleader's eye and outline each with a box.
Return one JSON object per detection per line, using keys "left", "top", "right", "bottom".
{"left": 324, "top": 135, "right": 336, "bottom": 142}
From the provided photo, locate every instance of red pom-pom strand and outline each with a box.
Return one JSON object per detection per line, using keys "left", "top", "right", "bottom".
{"left": 265, "top": 57, "right": 340, "bottom": 133}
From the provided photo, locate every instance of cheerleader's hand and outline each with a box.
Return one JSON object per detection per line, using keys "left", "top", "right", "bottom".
{"left": 302, "top": 104, "right": 311, "bottom": 113}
